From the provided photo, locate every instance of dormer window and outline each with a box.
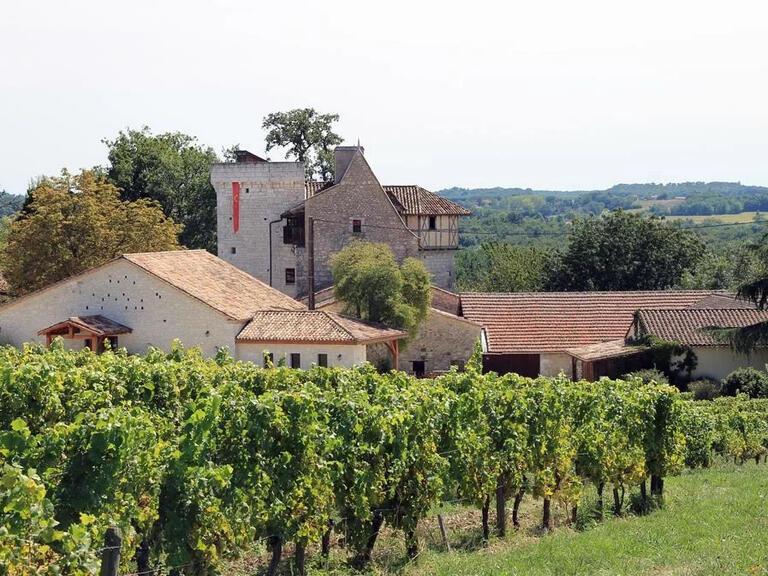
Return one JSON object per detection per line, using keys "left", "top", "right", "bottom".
{"left": 352, "top": 219, "right": 362, "bottom": 234}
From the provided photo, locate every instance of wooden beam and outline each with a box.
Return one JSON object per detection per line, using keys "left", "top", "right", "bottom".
{"left": 385, "top": 339, "right": 399, "bottom": 371}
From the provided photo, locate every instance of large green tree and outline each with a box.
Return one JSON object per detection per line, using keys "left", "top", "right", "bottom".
{"left": 548, "top": 210, "right": 706, "bottom": 291}
{"left": 262, "top": 108, "right": 343, "bottom": 182}
{"left": 2, "top": 169, "right": 180, "bottom": 295}
{"left": 456, "top": 242, "right": 556, "bottom": 292}
{"left": 330, "top": 241, "right": 431, "bottom": 339}
{"left": 103, "top": 127, "right": 218, "bottom": 252}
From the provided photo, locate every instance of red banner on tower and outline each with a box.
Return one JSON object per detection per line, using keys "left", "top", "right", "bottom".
{"left": 232, "top": 182, "right": 240, "bottom": 233}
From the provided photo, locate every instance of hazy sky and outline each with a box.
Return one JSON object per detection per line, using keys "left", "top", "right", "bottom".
{"left": 2, "top": 0, "right": 768, "bottom": 195}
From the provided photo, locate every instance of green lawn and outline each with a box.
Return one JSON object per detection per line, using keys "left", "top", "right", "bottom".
{"left": 409, "top": 464, "right": 768, "bottom": 576}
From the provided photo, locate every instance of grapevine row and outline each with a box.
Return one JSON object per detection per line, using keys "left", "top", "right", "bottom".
{"left": 0, "top": 342, "right": 766, "bottom": 575}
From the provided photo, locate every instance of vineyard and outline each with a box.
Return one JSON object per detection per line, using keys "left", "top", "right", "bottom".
{"left": 1, "top": 343, "right": 767, "bottom": 575}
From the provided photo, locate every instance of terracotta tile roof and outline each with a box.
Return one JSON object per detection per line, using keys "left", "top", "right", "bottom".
{"left": 566, "top": 339, "right": 646, "bottom": 362}
{"left": 305, "top": 181, "right": 333, "bottom": 196}
{"left": 636, "top": 308, "right": 768, "bottom": 346}
{"left": 460, "top": 291, "right": 722, "bottom": 353}
{"left": 304, "top": 182, "right": 470, "bottom": 216}
{"left": 123, "top": 250, "right": 304, "bottom": 320}
{"left": 237, "top": 310, "right": 406, "bottom": 344}
{"left": 686, "top": 293, "right": 756, "bottom": 309}
{"left": 384, "top": 186, "right": 471, "bottom": 216}
{"left": 38, "top": 315, "right": 132, "bottom": 337}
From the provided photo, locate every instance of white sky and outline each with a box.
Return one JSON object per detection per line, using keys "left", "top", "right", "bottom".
{"left": 2, "top": 0, "right": 768, "bottom": 194}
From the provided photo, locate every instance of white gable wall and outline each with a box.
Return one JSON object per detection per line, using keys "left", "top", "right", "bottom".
{"left": 0, "top": 259, "right": 244, "bottom": 357}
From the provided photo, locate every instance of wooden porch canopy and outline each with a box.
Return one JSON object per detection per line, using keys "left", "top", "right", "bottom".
{"left": 38, "top": 315, "right": 132, "bottom": 351}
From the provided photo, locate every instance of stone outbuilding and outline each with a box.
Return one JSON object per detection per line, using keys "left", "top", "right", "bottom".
{"left": 0, "top": 250, "right": 405, "bottom": 368}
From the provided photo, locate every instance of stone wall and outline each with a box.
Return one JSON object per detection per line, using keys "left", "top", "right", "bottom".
{"left": 417, "top": 249, "right": 457, "bottom": 290}
{"left": 211, "top": 161, "right": 304, "bottom": 291}
{"left": 399, "top": 308, "right": 482, "bottom": 373}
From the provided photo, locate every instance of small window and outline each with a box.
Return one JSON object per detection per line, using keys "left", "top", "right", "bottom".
{"left": 230, "top": 247, "right": 237, "bottom": 255}
{"left": 245, "top": 187, "right": 249, "bottom": 194}
{"left": 428, "top": 216, "right": 437, "bottom": 230}
{"left": 352, "top": 219, "right": 362, "bottom": 233}
{"left": 285, "top": 268, "right": 296, "bottom": 285}
{"left": 412, "top": 360, "right": 426, "bottom": 378}
{"left": 290, "top": 353, "right": 301, "bottom": 369}
{"left": 317, "top": 353, "right": 328, "bottom": 367}
{"left": 264, "top": 352, "right": 274, "bottom": 368}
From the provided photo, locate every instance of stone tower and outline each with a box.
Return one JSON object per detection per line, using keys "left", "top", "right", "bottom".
{"left": 210, "top": 152, "right": 304, "bottom": 297}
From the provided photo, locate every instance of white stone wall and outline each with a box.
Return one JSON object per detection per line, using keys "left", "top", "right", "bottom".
{"left": 235, "top": 342, "right": 367, "bottom": 368}
{"left": 211, "top": 162, "right": 304, "bottom": 289}
{"left": 687, "top": 346, "right": 768, "bottom": 381}
{"left": 539, "top": 352, "right": 574, "bottom": 378}
{"left": 0, "top": 259, "right": 244, "bottom": 357}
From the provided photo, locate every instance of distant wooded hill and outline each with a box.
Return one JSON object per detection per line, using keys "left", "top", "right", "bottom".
{"left": 440, "top": 182, "right": 768, "bottom": 218}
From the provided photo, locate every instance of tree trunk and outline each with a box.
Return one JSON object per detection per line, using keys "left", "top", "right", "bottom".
{"left": 355, "top": 512, "right": 385, "bottom": 568}
{"left": 266, "top": 536, "right": 282, "bottom": 576}
{"left": 495, "top": 476, "right": 507, "bottom": 537}
{"left": 134, "top": 539, "right": 152, "bottom": 576}
{"left": 294, "top": 541, "right": 306, "bottom": 576}
{"left": 597, "top": 482, "right": 604, "bottom": 517}
{"left": 321, "top": 519, "right": 334, "bottom": 557}
{"left": 613, "top": 487, "right": 621, "bottom": 516}
{"left": 571, "top": 503, "right": 578, "bottom": 525}
{"left": 405, "top": 525, "right": 419, "bottom": 560}
{"left": 512, "top": 486, "right": 525, "bottom": 528}
{"left": 756, "top": 455, "right": 761, "bottom": 466}
{"left": 481, "top": 494, "right": 490, "bottom": 542}
{"left": 542, "top": 498, "right": 552, "bottom": 531}
{"left": 640, "top": 479, "right": 648, "bottom": 512}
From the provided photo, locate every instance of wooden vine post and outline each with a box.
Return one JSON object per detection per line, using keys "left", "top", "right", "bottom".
{"left": 99, "top": 527, "right": 122, "bottom": 576}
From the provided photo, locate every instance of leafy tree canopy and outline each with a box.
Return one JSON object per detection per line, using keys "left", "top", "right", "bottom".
{"left": 330, "top": 241, "right": 431, "bottom": 339}
{"left": 548, "top": 210, "right": 706, "bottom": 291}
{"left": 2, "top": 169, "right": 181, "bottom": 295}
{"left": 103, "top": 126, "right": 219, "bottom": 252}
{"left": 457, "top": 242, "right": 556, "bottom": 292}
{"left": 262, "top": 108, "right": 343, "bottom": 182}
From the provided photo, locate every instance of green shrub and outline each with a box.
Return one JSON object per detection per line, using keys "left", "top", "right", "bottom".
{"left": 689, "top": 379, "right": 721, "bottom": 400}
{"left": 622, "top": 369, "right": 669, "bottom": 385}
{"left": 721, "top": 368, "right": 768, "bottom": 398}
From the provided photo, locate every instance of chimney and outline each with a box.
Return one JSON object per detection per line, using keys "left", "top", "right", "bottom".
{"left": 334, "top": 145, "right": 364, "bottom": 183}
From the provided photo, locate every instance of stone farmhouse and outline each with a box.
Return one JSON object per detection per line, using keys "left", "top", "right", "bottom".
{"left": 0, "top": 250, "right": 405, "bottom": 368}
{"left": 210, "top": 146, "right": 470, "bottom": 298}
{"left": 460, "top": 290, "right": 768, "bottom": 380}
